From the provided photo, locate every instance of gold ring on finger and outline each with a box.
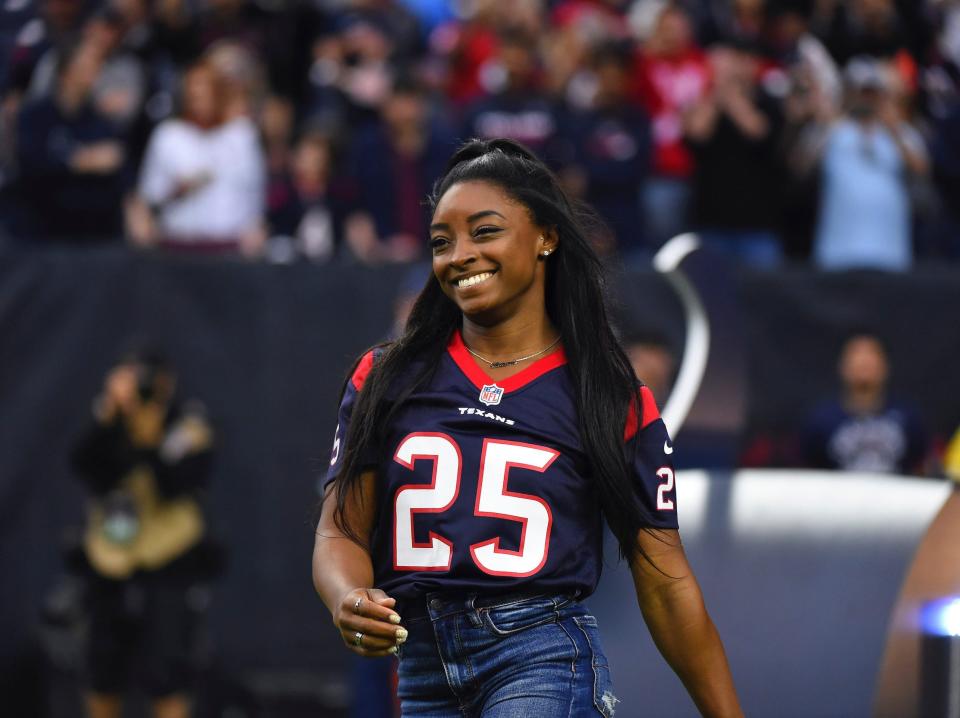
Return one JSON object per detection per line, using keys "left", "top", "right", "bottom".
{"left": 353, "top": 631, "right": 363, "bottom": 647}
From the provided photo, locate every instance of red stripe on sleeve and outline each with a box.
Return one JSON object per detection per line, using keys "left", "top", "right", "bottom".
{"left": 624, "top": 386, "right": 661, "bottom": 441}
{"left": 639, "top": 386, "right": 661, "bottom": 428}
{"left": 350, "top": 351, "right": 375, "bottom": 391}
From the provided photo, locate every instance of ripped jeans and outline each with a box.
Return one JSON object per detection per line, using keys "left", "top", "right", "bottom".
{"left": 396, "top": 591, "right": 618, "bottom": 717}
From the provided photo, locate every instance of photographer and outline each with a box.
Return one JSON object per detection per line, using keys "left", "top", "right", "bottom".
{"left": 71, "top": 345, "right": 215, "bottom": 718}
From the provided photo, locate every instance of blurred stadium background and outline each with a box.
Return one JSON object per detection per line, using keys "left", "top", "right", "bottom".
{"left": 1, "top": 0, "right": 960, "bottom": 716}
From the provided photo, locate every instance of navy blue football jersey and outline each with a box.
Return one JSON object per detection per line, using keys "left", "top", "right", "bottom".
{"left": 324, "top": 330, "right": 678, "bottom": 604}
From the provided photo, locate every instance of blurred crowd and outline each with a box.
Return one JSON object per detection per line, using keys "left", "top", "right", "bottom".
{"left": 2, "top": 0, "right": 960, "bottom": 269}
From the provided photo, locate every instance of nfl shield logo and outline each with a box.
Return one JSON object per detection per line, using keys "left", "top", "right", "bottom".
{"left": 479, "top": 384, "right": 504, "bottom": 406}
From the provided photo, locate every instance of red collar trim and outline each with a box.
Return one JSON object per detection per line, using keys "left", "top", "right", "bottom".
{"left": 447, "top": 329, "right": 568, "bottom": 393}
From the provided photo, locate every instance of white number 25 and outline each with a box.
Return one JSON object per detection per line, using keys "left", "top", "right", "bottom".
{"left": 392, "top": 433, "right": 558, "bottom": 577}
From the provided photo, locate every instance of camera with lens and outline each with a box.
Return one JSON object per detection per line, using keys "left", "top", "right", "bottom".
{"left": 135, "top": 363, "right": 159, "bottom": 403}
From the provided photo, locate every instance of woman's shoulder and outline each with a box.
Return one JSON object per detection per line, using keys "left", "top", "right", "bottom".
{"left": 345, "top": 343, "right": 439, "bottom": 401}
{"left": 347, "top": 345, "right": 391, "bottom": 394}
{"left": 217, "top": 116, "right": 260, "bottom": 141}
{"left": 624, "top": 384, "right": 661, "bottom": 442}
{"left": 146, "top": 119, "right": 201, "bottom": 151}
{"left": 153, "top": 118, "right": 195, "bottom": 137}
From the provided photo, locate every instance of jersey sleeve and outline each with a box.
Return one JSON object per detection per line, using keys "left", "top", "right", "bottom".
{"left": 624, "top": 386, "right": 679, "bottom": 529}
{"left": 321, "top": 350, "right": 377, "bottom": 494}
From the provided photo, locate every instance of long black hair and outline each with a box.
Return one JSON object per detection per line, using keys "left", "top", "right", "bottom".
{"left": 328, "top": 138, "right": 660, "bottom": 564}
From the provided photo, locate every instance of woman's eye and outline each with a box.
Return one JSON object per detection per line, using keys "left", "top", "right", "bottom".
{"left": 474, "top": 225, "right": 501, "bottom": 237}
{"left": 429, "top": 236, "right": 448, "bottom": 250}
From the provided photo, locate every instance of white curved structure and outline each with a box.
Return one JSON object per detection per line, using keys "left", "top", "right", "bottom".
{"left": 652, "top": 233, "right": 710, "bottom": 437}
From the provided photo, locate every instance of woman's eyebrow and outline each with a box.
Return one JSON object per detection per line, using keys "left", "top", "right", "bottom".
{"left": 466, "top": 210, "right": 506, "bottom": 223}
{"left": 429, "top": 210, "right": 506, "bottom": 233}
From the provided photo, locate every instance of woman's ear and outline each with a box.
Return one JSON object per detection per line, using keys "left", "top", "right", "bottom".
{"left": 538, "top": 228, "right": 559, "bottom": 257}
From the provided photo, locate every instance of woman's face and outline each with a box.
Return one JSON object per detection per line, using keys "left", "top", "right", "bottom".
{"left": 429, "top": 180, "right": 556, "bottom": 324}
{"left": 183, "top": 66, "right": 219, "bottom": 127}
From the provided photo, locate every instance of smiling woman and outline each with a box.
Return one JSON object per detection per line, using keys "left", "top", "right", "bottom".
{"left": 313, "top": 138, "right": 742, "bottom": 717}
{"left": 428, "top": 181, "right": 558, "bottom": 361}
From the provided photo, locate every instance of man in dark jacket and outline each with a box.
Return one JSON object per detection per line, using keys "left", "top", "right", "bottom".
{"left": 15, "top": 40, "right": 127, "bottom": 241}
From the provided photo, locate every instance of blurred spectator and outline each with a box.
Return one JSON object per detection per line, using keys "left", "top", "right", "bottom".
{"left": 27, "top": 6, "right": 145, "bottom": 129}
{"left": 766, "top": 0, "right": 841, "bottom": 108}
{"left": 3, "top": 0, "right": 85, "bottom": 101}
{"left": 303, "top": 11, "right": 413, "bottom": 132}
{"left": 684, "top": 38, "right": 785, "bottom": 269}
{"left": 302, "top": 28, "right": 351, "bottom": 129}
{"left": 126, "top": 57, "right": 266, "bottom": 255}
{"left": 191, "top": 0, "right": 332, "bottom": 104}
{"left": 2, "top": 0, "right": 960, "bottom": 266}
{"left": 798, "top": 57, "right": 929, "bottom": 271}
{"left": 71, "top": 343, "right": 218, "bottom": 718}
{"left": 556, "top": 40, "right": 651, "bottom": 258}
{"left": 801, "top": 332, "right": 929, "bottom": 474}
{"left": 334, "top": 14, "right": 396, "bottom": 127}
{"left": 14, "top": 40, "right": 127, "bottom": 241}
{"left": 773, "top": 1, "right": 841, "bottom": 258}
{"left": 701, "top": 0, "right": 768, "bottom": 46}
{"left": 1, "top": 0, "right": 85, "bottom": 194}
{"left": 149, "top": 0, "right": 202, "bottom": 69}
{"left": 430, "top": 2, "right": 547, "bottom": 120}
{"left": 543, "top": 0, "right": 628, "bottom": 100}
{"left": 428, "top": 1, "right": 501, "bottom": 109}
{"left": 266, "top": 129, "right": 349, "bottom": 263}
{"left": 922, "top": 3, "right": 960, "bottom": 123}
{"left": 193, "top": 0, "right": 296, "bottom": 78}
{"left": 623, "top": 327, "right": 676, "bottom": 404}
{"left": 634, "top": 3, "right": 709, "bottom": 247}
{"left": 460, "top": 26, "right": 558, "bottom": 156}
{"left": 815, "top": 0, "right": 915, "bottom": 66}
{"left": 205, "top": 39, "right": 266, "bottom": 121}
{"left": 195, "top": 0, "right": 263, "bottom": 50}
{"left": 342, "top": 76, "right": 455, "bottom": 264}
{"left": 1, "top": 0, "right": 43, "bottom": 97}
{"left": 261, "top": 92, "right": 294, "bottom": 182}
{"left": 342, "top": 0, "right": 424, "bottom": 63}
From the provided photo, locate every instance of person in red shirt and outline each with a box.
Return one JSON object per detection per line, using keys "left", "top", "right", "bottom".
{"left": 634, "top": 4, "right": 709, "bottom": 247}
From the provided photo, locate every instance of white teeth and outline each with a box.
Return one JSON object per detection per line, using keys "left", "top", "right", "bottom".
{"left": 457, "top": 272, "right": 494, "bottom": 288}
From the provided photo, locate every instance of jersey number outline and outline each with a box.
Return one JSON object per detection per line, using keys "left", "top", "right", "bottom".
{"left": 329, "top": 423, "right": 341, "bottom": 466}
{"left": 393, "top": 433, "right": 559, "bottom": 577}
{"left": 656, "top": 466, "right": 675, "bottom": 510}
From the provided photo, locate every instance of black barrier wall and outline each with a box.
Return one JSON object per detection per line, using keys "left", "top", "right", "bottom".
{"left": 1, "top": 244, "right": 959, "bottom": 715}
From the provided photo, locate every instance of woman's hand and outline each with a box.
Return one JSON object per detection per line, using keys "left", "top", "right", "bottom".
{"left": 334, "top": 587, "right": 406, "bottom": 658}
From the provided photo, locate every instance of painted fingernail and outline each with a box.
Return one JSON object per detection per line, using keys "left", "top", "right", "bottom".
{"left": 389, "top": 646, "right": 398, "bottom": 655}
{"left": 389, "top": 614, "right": 401, "bottom": 625}
{"left": 396, "top": 628, "right": 408, "bottom": 642}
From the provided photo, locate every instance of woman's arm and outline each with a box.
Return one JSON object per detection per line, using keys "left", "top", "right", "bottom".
{"left": 631, "top": 528, "right": 743, "bottom": 718}
{"left": 313, "top": 470, "right": 406, "bottom": 657}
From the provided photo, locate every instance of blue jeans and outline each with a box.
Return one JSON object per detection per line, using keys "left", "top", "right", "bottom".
{"left": 396, "top": 591, "right": 617, "bottom": 717}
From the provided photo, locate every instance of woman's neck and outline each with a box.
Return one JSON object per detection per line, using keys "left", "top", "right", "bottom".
{"left": 460, "top": 315, "right": 559, "bottom": 362}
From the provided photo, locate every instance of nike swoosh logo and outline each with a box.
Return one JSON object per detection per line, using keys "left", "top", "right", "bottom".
{"left": 664, "top": 440, "right": 674, "bottom": 455}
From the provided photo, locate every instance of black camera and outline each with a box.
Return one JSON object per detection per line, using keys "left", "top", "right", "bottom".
{"left": 135, "top": 363, "right": 158, "bottom": 402}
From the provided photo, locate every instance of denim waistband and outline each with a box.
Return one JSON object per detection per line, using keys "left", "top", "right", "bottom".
{"left": 397, "top": 589, "right": 581, "bottom": 623}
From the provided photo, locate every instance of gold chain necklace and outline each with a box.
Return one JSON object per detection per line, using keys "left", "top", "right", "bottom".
{"left": 463, "top": 337, "right": 561, "bottom": 369}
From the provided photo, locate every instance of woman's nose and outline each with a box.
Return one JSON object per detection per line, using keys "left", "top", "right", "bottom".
{"left": 449, "top": 236, "right": 478, "bottom": 267}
